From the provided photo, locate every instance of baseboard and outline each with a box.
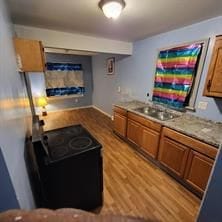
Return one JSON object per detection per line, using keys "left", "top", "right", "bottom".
{"left": 92, "top": 106, "right": 112, "bottom": 119}
{"left": 37, "top": 105, "right": 93, "bottom": 115}
{"left": 37, "top": 105, "right": 113, "bottom": 119}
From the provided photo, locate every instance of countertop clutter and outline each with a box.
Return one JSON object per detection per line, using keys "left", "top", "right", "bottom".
{"left": 114, "top": 100, "right": 222, "bottom": 148}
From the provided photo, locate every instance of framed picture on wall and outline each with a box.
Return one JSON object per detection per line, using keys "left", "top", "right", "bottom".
{"left": 107, "top": 57, "right": 115, "bottom": 75}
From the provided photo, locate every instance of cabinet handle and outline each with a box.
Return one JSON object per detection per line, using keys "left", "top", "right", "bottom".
{"left": 207, "top": 80, "right": 212, "bottom": 91}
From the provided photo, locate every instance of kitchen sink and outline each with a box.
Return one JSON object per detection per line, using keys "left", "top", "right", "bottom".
{"left": 134, "top": 106, "right": 179, "bottom": 121}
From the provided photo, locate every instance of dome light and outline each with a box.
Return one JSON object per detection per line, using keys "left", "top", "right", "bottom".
{"left": 99, "top": 0, "right": 126, "bottom": 19}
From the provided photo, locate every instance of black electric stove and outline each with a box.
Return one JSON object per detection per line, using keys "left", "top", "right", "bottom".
{"left": 42, "top": 125, "right": 101, "bottom": 161}
{"left": 26, "top": 118, "right": 103, "bottom": 211}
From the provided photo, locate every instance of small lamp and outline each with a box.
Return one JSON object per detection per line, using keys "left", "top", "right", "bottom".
{"left": 36, "top": 96, "right": 48, "bottom": 116}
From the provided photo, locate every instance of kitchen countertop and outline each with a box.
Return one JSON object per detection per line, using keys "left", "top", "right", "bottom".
{"left": 114, "top": 101, "right": 222, "bottom": 148}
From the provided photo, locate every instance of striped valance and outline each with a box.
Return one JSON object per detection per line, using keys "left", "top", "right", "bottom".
{"left": 45, "top": 63, "right": 85, "bottom": 97}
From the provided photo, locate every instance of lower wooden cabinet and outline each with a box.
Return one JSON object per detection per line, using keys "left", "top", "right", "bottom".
{"left": 113, "top": 112, "right": 127, "bottom": 137}
{"left": 113, "top": 107, "right": 217, "bottom": 197}
{"left": 127, "top": 119, "right": 142, "bottom": 146}
{"left": 184, "top": 150, "right": 214, "bottom": 194}
{"left": 158, "top": 137, "right": 189, "bottom": 177}
{"left": 158, "top": 127, "right": 217, "bottom": 196}
{"left": 141, "top": 127, "right": 160, "bottom": 159}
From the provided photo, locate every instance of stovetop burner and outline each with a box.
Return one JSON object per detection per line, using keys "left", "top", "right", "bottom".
{"left": 69, "top": 137, "right": 93, "bottom": 150}
{"left": 43, "top": 125, "right": 101, "bottom": 160}
{"left": 51, "top": 146, "right": 69, "bottom": 158}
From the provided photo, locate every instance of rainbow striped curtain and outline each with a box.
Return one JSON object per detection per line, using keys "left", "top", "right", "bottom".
{"left": 152, "top": 44, "right": 202, "bottom": 109}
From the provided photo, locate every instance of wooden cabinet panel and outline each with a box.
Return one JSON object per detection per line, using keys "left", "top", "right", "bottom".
{"left": 14, "top": 38, "right": 45, "bottom": 72}
{"left": 203, "top": 36, "right": 222, "bottom": 97}
{"left": 113, "top": 112, "right": 127, "bottom": 137}
{"left": 158, "top": 137, "right": 189, "bottom": 178}
{"left": 161, "top": 127, "right": 217, "bottom": 159}
{"left": 113, "top": 106, "right": 127, "bottom": 116}
{"left": 128, "top": 112, "right": 161, "bottom": 132}
{"left": 141, "top": 127, "right": 160, "bottom": 159}
{"left": 184, "top": 150, "right": 214, "bottom": 194}
{"left": 127, "top": 119, "right": 142, "bottom": 146}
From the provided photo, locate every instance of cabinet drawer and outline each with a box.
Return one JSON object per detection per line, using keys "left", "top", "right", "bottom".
{"left": 128, "top": 112, "right": 161, "bottom": 132}
{"left": 113, "top": 106, "right": 127, "bottom": 116}
{"left": 184, "top": 150, "right": 214, "bottom": 194}
{"left": 162, "top": 127, "right": 217, "bottom": 159}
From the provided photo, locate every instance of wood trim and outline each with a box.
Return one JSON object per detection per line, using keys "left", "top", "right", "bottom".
{"left": 186, "top": 38, "right": 209, "bottom": 108}
{"left": 162, "top": 127, "right": 217, "bottom": 159}
{"left": 40, "top": 41, "right": 46, "bottom": 71}
{"left": 113, "top": 106, "right": 127, "bottom": 116}
{"left": 128, "top": 112, "right": 162, "bottom": 132}
{"left": 36, "top": 105, "right": 93, "bottom": 115}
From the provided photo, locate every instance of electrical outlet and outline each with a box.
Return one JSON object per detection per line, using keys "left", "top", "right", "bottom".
{"left": 75, "top": 98, "right": 78, "bottom": 103}
{"left": 198, "top": 101, "right": 208, "bottom": 110}
{"left": 117, "top": 86, "right": 121, "bottom": 93}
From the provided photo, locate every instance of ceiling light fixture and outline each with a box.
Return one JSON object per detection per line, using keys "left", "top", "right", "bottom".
{"left": 99, "top": 0, "right": 126, "bottom": 19}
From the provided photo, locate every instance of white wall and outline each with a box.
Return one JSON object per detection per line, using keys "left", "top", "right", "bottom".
{"left": 14, "top": 25, "right": 133, "bottom": 55}
{"left": 92, "top": 16, "right": 222, "bottom": 122}
{"left": 0, "top": 0, "right": 34, "bottom": 209}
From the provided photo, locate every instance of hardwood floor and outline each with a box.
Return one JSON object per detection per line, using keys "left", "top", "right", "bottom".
{"left": 41, "top": 107, "right": 200, "bottom": 222}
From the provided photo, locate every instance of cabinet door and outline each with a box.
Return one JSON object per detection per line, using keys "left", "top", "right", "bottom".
{"left": 158, "top": 137, "right": 189, "bottom": 178}
{"left": 203, "top": 36, "right": 222, "bottom": 97}
{"left": 127, "top": 119, "right": 142, "bottom": 146}
{"left": 184, "top": 150, "right": 214, "bottom": 194}
{"left": 141, "top": 126, "right": 160, "bottom": 159}
{"left": 113, "top": 112, "right": 127, "bottom": 137}
{"left": 14, "top": 38, "right": 45, "bottom": 72}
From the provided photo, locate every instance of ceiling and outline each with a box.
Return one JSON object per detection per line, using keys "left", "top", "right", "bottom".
{"left": 8, "top": 0, "right": 222, "bottom": 42}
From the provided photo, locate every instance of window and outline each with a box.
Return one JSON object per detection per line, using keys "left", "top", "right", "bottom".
{"left": 152, "top": 39, "right": 209, "bottom": 110}
{"left": 45, "top": 62, "right": 85, "bottom": 97}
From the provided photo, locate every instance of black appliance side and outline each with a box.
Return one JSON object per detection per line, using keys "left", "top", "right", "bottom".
{"left": 24, "top": 115, "right": 48, "bottom": 207}
{"left": 42, "top": 148, "right": 103, "bottom": 210}
{"left": 24, "top": 138, "right": 47, "bottom": 207}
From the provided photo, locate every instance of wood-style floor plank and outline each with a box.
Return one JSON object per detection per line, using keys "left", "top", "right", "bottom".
{"left": 41, "top": 108, "right": 200, "bottom": 222}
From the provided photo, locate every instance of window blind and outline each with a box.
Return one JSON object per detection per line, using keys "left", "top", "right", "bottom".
{"left": 45, "top": 63, "right": 85, "bottom": 97}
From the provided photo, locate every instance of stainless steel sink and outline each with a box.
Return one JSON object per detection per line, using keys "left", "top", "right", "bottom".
{"left": 134, "top": 106, "right": 179, "bottom": 121}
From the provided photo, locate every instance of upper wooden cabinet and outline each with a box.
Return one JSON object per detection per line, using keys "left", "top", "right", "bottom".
{"left": 203, "top": 36, "right": 222, "bottom": 97}
{"left": 14, "top": 38, "right": 45, "bottom": 72}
